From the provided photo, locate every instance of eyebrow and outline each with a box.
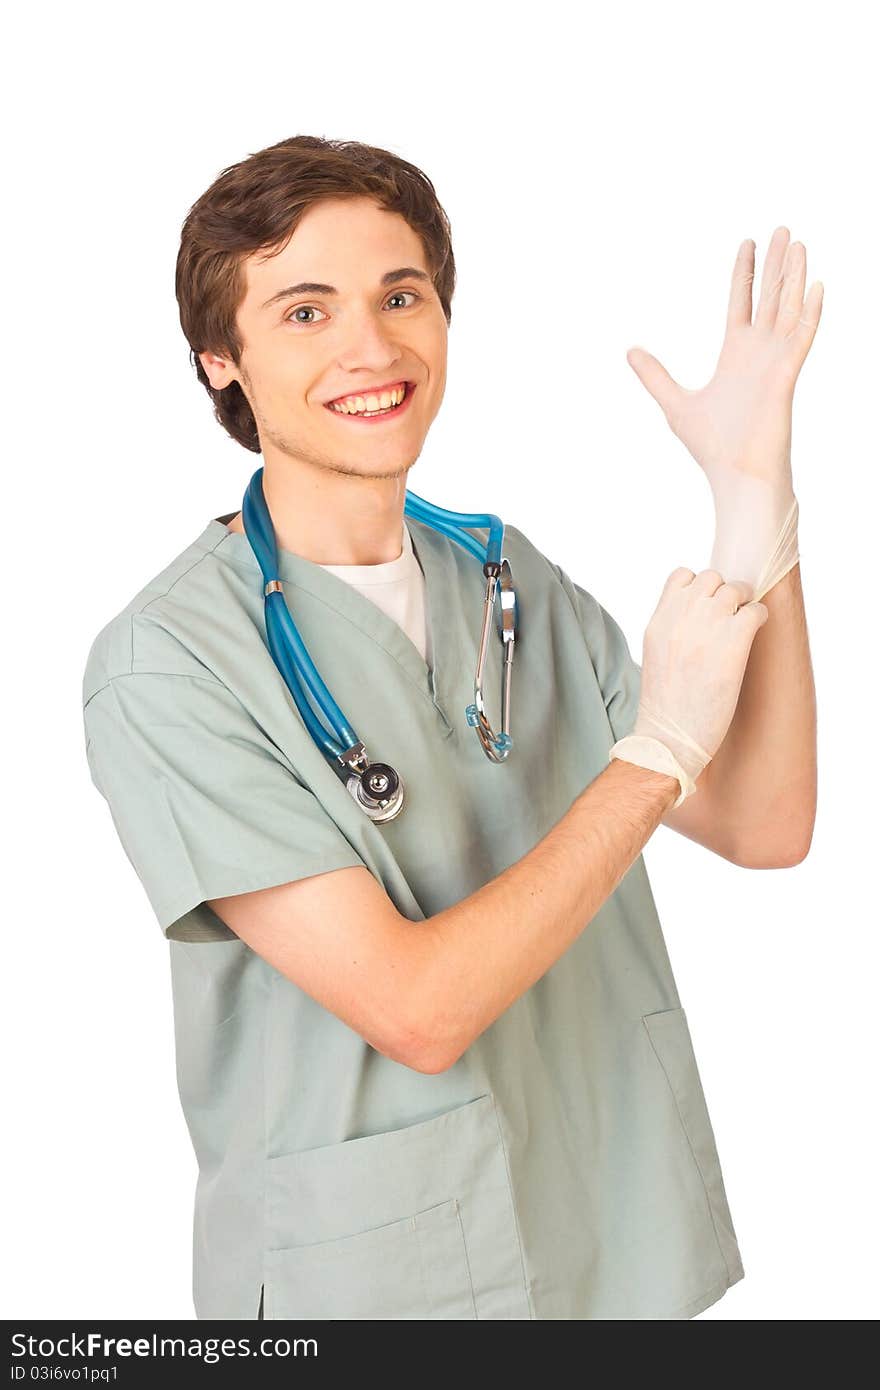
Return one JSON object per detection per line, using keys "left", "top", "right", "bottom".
{"left": 260, "top": 266, "right": 432, "bottom": 311}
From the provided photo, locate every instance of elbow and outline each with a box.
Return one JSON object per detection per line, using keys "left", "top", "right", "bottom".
{"left": 392, "top": 1028, "right": 461, "bottom": 1075}
{"left": 735, "top": 832, "right": 814, "bottom": 869}
{"left": 384, "top": 925, "right": 467, "bottom": 1073}
{"left": 409, "top": 1048, "right": 459, "bottom": 1075}
{"left": 384, "top": 1044, "right": 456, "bottom": 1076}
{"left": 786, "top": 834, "right": 814, "bottom": 867}
{"left": 420, "top": 1032, "right": 469, "bottom": 1073}
{"left": 738, "top": 797, "right": 817, "bottom": 870}
{"left": 386, "top": 1009, "right": 464, "bottom": 1075}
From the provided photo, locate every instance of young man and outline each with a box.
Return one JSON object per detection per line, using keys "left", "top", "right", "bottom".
{"left": 81, "top": 137, "right": 818, "bottom": 1320}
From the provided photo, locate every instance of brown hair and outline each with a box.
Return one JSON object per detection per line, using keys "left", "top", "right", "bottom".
{"left": 175, "top": 135, "right": 457, "bottom": 452}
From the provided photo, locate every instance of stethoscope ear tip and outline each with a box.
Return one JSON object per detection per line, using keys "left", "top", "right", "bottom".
{"left": 465, "top": 705, "right": 513, "bottom": 761}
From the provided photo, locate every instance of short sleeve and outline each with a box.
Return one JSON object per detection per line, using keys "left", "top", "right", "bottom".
{"left": 549, "top": 563, "right": 643, "bottom": 743}
{"left": 82, "top": 673, "right": 367, "bottom": 943}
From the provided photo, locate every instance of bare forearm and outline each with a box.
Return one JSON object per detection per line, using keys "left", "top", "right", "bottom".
{"left": 703, "top": 561, "right": 817, "bottom": 863}
{"left": 414, "top": 758, "right": 679, "bottom": 1071}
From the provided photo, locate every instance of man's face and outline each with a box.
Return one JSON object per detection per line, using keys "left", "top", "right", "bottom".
{"left": 204, "top": 196, "right": 448, "bottom": 480}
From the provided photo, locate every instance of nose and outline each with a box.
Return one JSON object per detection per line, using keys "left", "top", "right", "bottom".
{"left": 335, "top": 305, "right": 404, "bottom": 376}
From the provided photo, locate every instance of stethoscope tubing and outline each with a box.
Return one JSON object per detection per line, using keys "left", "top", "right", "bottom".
{"left": 403, "top": 488, "right": 504, "bottom": 568}
{"left": 242, "top": 466, "right": 510, "bottom": 771}
{"left": 243, "top": 473, "right": 359, "bottom": 758}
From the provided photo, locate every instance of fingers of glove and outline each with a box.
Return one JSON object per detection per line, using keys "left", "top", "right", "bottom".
{"left": 650, "top": 570, "right": 727, "bottom": 636}
{"left": 639, "top": 572, "right": 770, "bottom": 767}
{"left": 664, "top": 565, "right": 697, "bottom": 591}
{"left": 711, "top": 579, "right": 755, "bottom": 614}
{"left": 655, "top": 568, "right": 733, "bottom": 616}
{"left": 686, "top": 568, "right": 730, "bottom": 597}
{"left": 735, "top": 598, "right": 769, "bottom": 631}
{"left": 655, "top": 570, "right": 760, "bottom": 625}
{"left": 650, "top": 566, "right": 697, "bottom": 623}
{"left": 685, "top": 570, "right": 758, "bottom": 612}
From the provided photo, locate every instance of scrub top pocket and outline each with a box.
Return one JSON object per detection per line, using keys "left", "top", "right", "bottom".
{"left": 264, "top": 1196, "right": 475, "bottom": 1320}
{"left": 641, "top": 1007, "right": 744, "bottom": 1289}
{"left": 262, "top": 1092, "right": 532, "bottom": 1320}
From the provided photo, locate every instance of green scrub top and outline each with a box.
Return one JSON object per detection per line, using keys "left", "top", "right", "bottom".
{"left": 81, "top": 509, "right": 745, "bottom": 1321}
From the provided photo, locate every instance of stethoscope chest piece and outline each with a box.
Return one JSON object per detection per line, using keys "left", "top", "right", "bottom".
{"left": 346, "top": 760, "right": 405, "bottom": 823}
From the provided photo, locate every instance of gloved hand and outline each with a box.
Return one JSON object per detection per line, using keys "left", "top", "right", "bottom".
{"left": 625, "top": 228, "right": 823, "bottom": 603}
{"left": 609, "top": 566, "right": 769, "bottom": 807}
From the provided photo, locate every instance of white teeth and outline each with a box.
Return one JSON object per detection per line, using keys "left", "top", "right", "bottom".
{"left": 330, "top": 384, "right": 407, "bottom": 415}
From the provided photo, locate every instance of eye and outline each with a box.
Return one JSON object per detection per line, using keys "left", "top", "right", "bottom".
{"left": 284, "top": 290, "right": 422, "bottom": 326}
{"left": 385, "top": 290, "right": 421, "bottom": 310}
{"left": 286, "top": 304, "right": 329, "bottom": 326}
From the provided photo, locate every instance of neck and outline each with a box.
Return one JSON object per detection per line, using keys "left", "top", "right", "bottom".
{"left": 226, "top": 459, "right": 410, "bottom": 565}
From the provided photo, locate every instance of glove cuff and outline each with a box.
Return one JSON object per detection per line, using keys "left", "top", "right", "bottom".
{"left": 608, "top": 734, "right": 698, "bottom": 810}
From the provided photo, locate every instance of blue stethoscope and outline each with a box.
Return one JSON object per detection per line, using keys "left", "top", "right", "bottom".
{"left": 241, "top": 466, "right": 518, "bottom": 823}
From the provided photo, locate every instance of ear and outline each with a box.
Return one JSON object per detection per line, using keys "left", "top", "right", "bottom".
{"left": 199, "top": 349, "right": 237, "bottom": 390}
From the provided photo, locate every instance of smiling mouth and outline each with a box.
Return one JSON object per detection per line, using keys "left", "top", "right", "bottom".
{"left": 324, "top": 381, "right": 415, "bottom": 420}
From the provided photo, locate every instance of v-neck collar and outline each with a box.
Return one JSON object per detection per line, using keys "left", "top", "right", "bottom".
{"left": 200, "top": 511, "right": 465, "bottom": 736}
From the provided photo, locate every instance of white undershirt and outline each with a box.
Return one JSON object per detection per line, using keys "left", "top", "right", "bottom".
{"left": 316, "top": 521, "right": 433, "bottom": 668}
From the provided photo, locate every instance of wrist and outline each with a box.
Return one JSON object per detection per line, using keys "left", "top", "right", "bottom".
{"left": 609, "top": 734, "right": 699, "bottom": 810}
{"left": 709, "top": 476, "right": 799, "bottom": 601}
{"left": 606, "top": 756, "right": 681, "bottom": 810}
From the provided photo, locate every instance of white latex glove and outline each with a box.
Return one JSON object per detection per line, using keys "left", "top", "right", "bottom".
{"left": 626, "top": 229, "right": 822, "bottom": 603}
{"left": 609, "top": 566, "right": 769, "bottom": 807}
{"left": 708, "top": 474, "right": 800, "bottom": 603}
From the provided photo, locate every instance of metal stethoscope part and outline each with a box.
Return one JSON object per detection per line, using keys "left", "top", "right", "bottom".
{"left": 241, "top": 467, "right": 518, "bottom": 822}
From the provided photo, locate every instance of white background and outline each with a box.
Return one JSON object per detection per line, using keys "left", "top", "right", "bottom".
{"left": 3, "top": 0, "right": 876, "bottom": 1321}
